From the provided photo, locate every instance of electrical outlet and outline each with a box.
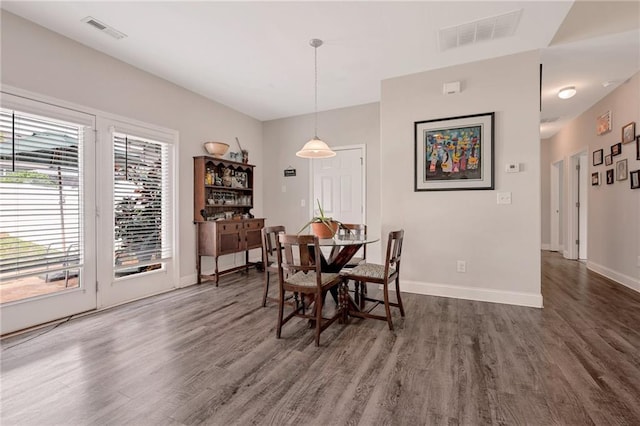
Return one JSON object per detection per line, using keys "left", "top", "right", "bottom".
{"left": 456, "top": 260, "right": 466, "bottom": 273}
{"left": 300, "top": 199, "right": 306, "bottom": 207}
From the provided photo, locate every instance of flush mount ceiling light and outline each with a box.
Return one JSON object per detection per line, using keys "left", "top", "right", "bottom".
{"left": 557, "top": 86, "right": 577, "bottom": 99}
{"left": 296, "top": 39, "right": 336, "bottom": 159}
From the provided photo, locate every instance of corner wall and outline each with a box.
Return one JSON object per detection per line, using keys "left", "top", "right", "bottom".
{"left": 380, "top": 51, "right": 542, "bottom": 307}
{"left": 545, "top": 72, "right": 640, "bottom": 292}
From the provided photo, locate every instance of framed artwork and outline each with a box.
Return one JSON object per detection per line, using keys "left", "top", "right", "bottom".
{"left": 622, "top": 122, "right": 636, "bottom": 144}
{"left": 606, "top": 169, "right": 614, "bottom": 185}
{"left": 592, "top": 149, "right": 603, "bottom": 166}
{"left": 414, "top": 112, "right": 494, "bottom": 191}
{"left": 631, "top": 170, "right": 640, "bottom": 189}
{"left": 605, "top": 154, "right": 613, "bottom": 166}
{"left": 611, "top": 142, "right": 622, "bottom": 156}
{"left": 637, "top": 136, "right": 640, "bottom": 160}
{"left": 597, "top": 110, "right": 612, "bottom": 135}
{"left": 591, "top": 172, "right": 600, "bottom": 186}
{"left": 616, "top": 158, "right": 628, "bottom": 181}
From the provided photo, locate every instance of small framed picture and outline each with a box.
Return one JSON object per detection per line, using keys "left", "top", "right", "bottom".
{"left": 631, "top": 170, "right": 640, "bottom": 189}
{"left": 597, "top": 110, "right": 612, "bottom": 135}
{"left": 622, "top": 121, "right": 636, "bottom": 144}
{"left": 606, "top": 169, "right": 614, "bottom": 185}
{"left": 637, "top": 136, "right": 640, "bottom": 160}
{"left": 611, "top": 142, "right": 622, "bottom": 156}
{"left": 616, "top": 158, "right": 628, "bottom": 181}
{"left": 591, "top": 172, "right": 600, "bottom": 186}
{"left": 592, "top": 149, "right": 603, "bottom": 166}
{"left": 605, "top": 154, "right": 613, "bottom": 166}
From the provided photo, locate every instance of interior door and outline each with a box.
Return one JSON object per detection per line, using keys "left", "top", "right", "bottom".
{"left": 0, "top": 93, "right": 97, "bottom": 335}
{"left": 311, "top": 146, "right": 365, "bottom": 225}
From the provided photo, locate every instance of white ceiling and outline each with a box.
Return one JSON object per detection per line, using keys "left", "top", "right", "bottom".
{"left": 2, "top": 1, "right": 639, "bottom": 139}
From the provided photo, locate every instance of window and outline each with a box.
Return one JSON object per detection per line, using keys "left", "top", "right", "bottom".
{"left": 0, "top": 108, "right": 85, "bottom": 287}
{"left": 113, "top": 131, "right": 172, "bottom": 278}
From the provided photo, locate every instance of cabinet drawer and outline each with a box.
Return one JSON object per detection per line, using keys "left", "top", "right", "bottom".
{"left": 243, "top": 220, "right": 263, "bottom": 230}
{"left": 220, "top": 222, "right": 242, "bottom": 232}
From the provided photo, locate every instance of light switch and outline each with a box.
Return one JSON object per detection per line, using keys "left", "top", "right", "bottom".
{"left": 506, "top": 163, "right": 520, "bottom": 173}
{"left": 497, "top": 192, "right": 512, "bottom": 204}
{"left": 281, "top": 185, "right": 286, "bottom": 193}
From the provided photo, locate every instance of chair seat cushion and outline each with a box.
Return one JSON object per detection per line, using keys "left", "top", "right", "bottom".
{"left": 344, "top": 256, "right": 364, "bottom": 267}
{"left": 285, "top": 271, "right": 339, "bottom": 287}
{"left": 345, "top": 263, "right": 395, "bottom": 279}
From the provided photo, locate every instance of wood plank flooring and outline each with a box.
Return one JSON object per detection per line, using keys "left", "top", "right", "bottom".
{"left": 2, "top": 251, "right": 640, "bottom": 425}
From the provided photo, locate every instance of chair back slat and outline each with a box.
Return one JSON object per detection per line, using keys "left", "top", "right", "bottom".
{"left": 385, "top": 229, "right": 404, "bottom": 275}
{"left": 262, "top": 226, "right": 286, "bottom": 265}
{"left": 277, "top": 234, "right": 321, "bottom": 281}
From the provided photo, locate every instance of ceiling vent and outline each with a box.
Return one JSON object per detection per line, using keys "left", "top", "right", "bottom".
{"left": 82, "top": 16, "right": 127, "bottom": 40}
{"left": 439, "top": 9, "right": 522, "bottom": 51}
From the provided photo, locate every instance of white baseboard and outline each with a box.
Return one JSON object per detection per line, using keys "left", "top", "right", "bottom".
{"left": 541, "top": 244, "right": 551, "bottom": 251}
{"left": 180, "top": 274, "right": 198, "bottom": 288}
{"left": 400, "top": 280, "right": 543, "bottom": 308}
{"left": 586, "top": 261, "right": 640, "bottom": 293}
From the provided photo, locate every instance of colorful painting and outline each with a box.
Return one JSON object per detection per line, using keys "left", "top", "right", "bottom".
{"left": 415, "top": 113, "right": 494, "bottom": 191}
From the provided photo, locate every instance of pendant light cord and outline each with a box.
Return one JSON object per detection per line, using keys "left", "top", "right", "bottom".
{"left": 314, "top": 42, "right": 318, "bottom": 138}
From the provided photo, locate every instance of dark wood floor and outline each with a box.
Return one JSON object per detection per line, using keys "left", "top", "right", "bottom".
{"left": 2, "top": 251, "right": 640, "bottom": 425}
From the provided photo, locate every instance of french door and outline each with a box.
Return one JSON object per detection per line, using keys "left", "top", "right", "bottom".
{"left": 0, "top": 93, "right": 97, "bottom": 335}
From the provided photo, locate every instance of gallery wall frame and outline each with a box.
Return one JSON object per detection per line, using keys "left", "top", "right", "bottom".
{"left": 622, "top": 121, "right": 636, "bottom": 144}
{"left": 606, "top": 169, "right": 614, "bottom": 185}
{"left": 611, "top": 142, "right": 622, "bottom": 157}
{"left": 591, "top": 171, "right": 600, "bottom": 186}
{"left": 414, "top": 112, "right": 494, "bottom": 191}
{"left": 605, "top": 154, "right": 613, "bottom": 166}
{"left": 630, "top": 170, "right": 640, "bottom": 189}
{"left": 596, "top": 110, "right": 611, "bottom": 135}
{"left": 592, "top": 149, "right": 603, "bottom": 166}
{"left": 616, "top": 158, "right": 628, "bottom": 181}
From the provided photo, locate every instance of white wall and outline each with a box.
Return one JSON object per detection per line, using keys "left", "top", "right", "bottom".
{"left": 545, "top": 72, "right": 640, "bottom": 292}
{"left": 1, "top": 12, "right": 264, "bottom": 287}
{"left": 380, "top": 51, "right": 543, "bottom": 307}
{"left": 262, "top": 102, "right": 382, "bottom": 260}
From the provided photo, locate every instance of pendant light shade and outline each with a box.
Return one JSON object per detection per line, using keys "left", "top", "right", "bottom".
{"left": 296, "top": 38, "right": 336, "bottom": 159}
{"left": 296, "top": 136, "right": 336, "bottom": 158}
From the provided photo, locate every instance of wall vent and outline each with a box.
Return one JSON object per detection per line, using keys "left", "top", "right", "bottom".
{"left": 438, "top": 9, "right": 522, "bottom": 51}
{"left": 82, "top": 16, "right": 127, "bottom": 40}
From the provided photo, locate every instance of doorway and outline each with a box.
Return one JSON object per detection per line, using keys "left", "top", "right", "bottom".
{"left": 568, "top": 151, "right": 588, "bottom": 260}
{"left": 310, "top": 145, "right": 365, "bottom": 225}
{"left": 550, "top": 159, "right": 564, "bottom": 252}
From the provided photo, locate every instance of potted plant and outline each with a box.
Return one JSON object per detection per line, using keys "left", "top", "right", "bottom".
{"left": 299, "top": 199, "right": 342, "bottom": 238}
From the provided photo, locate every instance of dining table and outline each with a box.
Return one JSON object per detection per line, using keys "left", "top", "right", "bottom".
{"left": 312, "top": 233, "right": 380, "bottom": 319}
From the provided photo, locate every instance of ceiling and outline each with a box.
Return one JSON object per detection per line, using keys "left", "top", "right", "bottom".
{"left": 2, "top": 1, "right": 639, "bottom": 139}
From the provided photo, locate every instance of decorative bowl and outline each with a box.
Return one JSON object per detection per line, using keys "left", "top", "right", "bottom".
{"left": 204, "top": 141, "right": 229, "bottom": 157}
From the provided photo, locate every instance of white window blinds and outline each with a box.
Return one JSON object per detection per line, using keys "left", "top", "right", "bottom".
{"left": 113, "top": 131, "right": 172, "bottom": 274}
{"left": 0, "top": 108, "right": 84, "bottom": 281}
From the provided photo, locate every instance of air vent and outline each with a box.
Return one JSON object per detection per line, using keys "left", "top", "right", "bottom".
{"left": 82, "top": 16, "right": 127, "bottom": 40}
{"left": 438, "top": 9, "right": 522, "bottom": 51}
{"left": 540, "top": 117, "right": 559, "bottom": 124}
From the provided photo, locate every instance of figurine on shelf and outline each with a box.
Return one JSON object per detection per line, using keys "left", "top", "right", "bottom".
{"left": 214, "top": 172, "right": 222, "bottom": 186}
{"left": 222, "top": 168, "right": 233, "bottom": 187}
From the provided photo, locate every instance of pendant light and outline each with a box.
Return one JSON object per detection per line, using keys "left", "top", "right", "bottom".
{"left": 296, "top": 38, "right": 336, "bottom": 159}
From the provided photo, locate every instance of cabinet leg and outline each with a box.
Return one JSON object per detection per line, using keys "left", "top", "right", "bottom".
{"left": 215, "top": 256, "right": 219, "bottom": 287}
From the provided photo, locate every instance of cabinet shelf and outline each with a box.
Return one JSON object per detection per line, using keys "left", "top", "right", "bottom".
{"left": 204, "top": 185, "right": 253, "bottom": 191}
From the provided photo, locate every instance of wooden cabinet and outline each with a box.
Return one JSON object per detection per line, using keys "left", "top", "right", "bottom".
{"left": 194, "top": 156, "right": 263, "bottom": 285}
{"left": 196, "top": 219, "right": 265, "bottom": 285}
{"left": 194, "top": 156, "right": 255, "bottom": 222}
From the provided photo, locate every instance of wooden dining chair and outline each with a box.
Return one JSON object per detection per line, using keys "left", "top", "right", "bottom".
{"left": 275, "top": 234, "right": 344, "bottom": 346}
{"left": 341, "top": 229, "right": 405, "bottom": 331}
{"left": 261, "top": 225, "right": 286, "bottom": 307}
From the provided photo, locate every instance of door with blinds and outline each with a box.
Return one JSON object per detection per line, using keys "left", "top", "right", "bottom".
{"left": 96, "top": 119, "right": 177, "bottom": 307}
{"left": 0, "top": 94, "right": 96, "bottom": 334}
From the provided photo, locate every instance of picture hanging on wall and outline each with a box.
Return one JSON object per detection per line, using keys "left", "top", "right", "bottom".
{"left": 616, "top": 159, "right": 628, "bottom": 181}
{"left": 605, "top": 154, "right": 613, "bottom": 166}
{"left": 592, "top": 149, "right": 603, "bottom": 166}
{"left": 631, "top": 170, "right": 640, "bottom": 189}
{"left": 606, "top": 169, "right": 614, "bottom": 185}
{"left": 611, "top": 142, "right": 622, "bottom": 157}
{"left": 637, "top": 136, "right": 640, "bottom": 160}
{"left": 622, "top": 121, "right": 636, "bottom": 144}
{"left": 414, "top": 112, "right": 494, "bottom": 191}
{"left": 591, "top": 172, "right": 600, "bottom": 186}
{"left": 596, "top": 110, "right": 612, "bottom": 135}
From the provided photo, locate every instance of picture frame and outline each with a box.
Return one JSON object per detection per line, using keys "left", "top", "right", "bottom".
{"left": 616, "top": 158, "right": 628, "bottom": 181}
{"left": 637, "top": 136, "right": 640, "bottom": 160}
{"left": 597, "top": 110, "right": 612, "bottom": 135}
{"left": 611, "top": 142, "right": 622, "bottom": 156}
{"left": 622, "top": 121, "right": 636, "bottom": 144}
{"left": 592, "top": 149, "right": 603, "bottom": 166}
{"left": 605, "top": 154, "right": 612, "bottom": 166}
{"left": 414, "top": 112, "right": 494, "bottom": 191}
{"left": 606, "top": 169, "right": 614, "bottom": 185}
{"left": 591, "top": 172, "right": 600, "bottom": 186}
{"left": 631, "top": 170, "right": 640, "bottom": 189}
